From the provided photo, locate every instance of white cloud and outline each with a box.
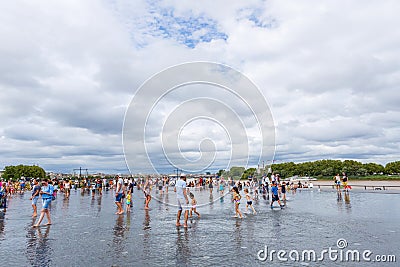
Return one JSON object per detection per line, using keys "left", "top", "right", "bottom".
{"left": 1, "top": 0, "right": 399, "bottom": 173}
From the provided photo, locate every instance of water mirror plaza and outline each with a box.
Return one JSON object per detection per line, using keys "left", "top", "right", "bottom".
{"left": 1, "top": 185, "right": 399, "bottom": 267}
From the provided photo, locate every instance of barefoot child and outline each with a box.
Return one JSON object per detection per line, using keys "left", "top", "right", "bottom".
{"left": 281, "top": 182, "right": 287, "bottom": 201}
{"left": 189, "top": 192, "right": 200, "bottom": 218}
{"left": 143, "top": 176, "right": 151, "bottom": 210}
{"left": 270, "top": 181, "right": 284, "bottom": 209}
{"left": 126, "top": 190, "right": 132, "bottom": 213}
{"left": 244, "top": 188, "right": 256, "bottom": 214}
{"left": 231, "top": 187, "right": 243, "bottom": 218}
{"left": 30, "top": 179, "right": 41, "bottom": 217}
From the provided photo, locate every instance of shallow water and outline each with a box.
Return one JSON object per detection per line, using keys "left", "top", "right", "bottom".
{"left": 0, "top": 187, "right": 399, "bottom": 266}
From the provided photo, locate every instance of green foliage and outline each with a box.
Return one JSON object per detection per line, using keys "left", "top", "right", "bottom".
{"left": 241, "top": 168, "right": 256, "bottom": 180}
{"left": 385, "top": 161, "right": 400, "bottom": 174}
{"left": 270, "top": 160, "right": 391, "bottom": 178}
{"left": 363, "top": 163, "right": 384, "bottom": 175}
{"left": 2, "top": 164, "right": 46, "bottom": 180}
{"left": 217, "top": 169, "right": 224, "bottom": 177}
{"left": 226, "top": 166, "right": 245, "bottom": 180}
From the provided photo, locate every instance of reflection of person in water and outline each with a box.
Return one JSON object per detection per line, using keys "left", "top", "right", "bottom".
{"left": 0, "top": 215, "right": 5, "bottom": 236}
{"left": 143, "top": 209, "right": 151, "bottom": 231}
{"left": 28, "top": 225, "right": 52, "bottom": 267}
{"left": 112, "top": 215, "right": 126, "bottom": 257}
{"left": 113, "top": 215, "right": 125, "bottom": 241}
{"left": 344, "top": 191, "right": 351, "bottom": 205}
{"left": 175, "top": 227, "right": 190, "bottom": 266}
{"left": 337, "top": 191, "right": 342, "bottom": 202}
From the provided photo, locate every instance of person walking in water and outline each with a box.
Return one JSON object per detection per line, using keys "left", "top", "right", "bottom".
{"left": 33, "top": 179, "right": 54, "bottom": 227}
{"left": 30, "top": 179, "right": 41, "bottom": 217}
{"left": 244, "top": 188, "right": 256, "bottom": 214}
{"left": 114, "top": 175, "right": 124, "bottom": 215}
{"left": 281, "top": 182, "right": 287, "bottom": 201}
{"left": 334, "top": 174, "right": 341, "bottom": 192}
{"left": 126, "top": 190, "right": 132, "bottom": 213}
{"left": 208, "top": 178, "right": 214, "bottom": 194}
{"left": 270, "top": 181, "right": 284, "bottom": 209}
{"left": 174, "top": 176, "right": 189, "bottom": 227}
{"left": 64, "top": 179, "right": 71, "bottom": 199}
{"left": 231, "top": 186, "right": 243, "bottom": 218}
{"left": 143, "top": 176, "right": 152, "bottom": 210}
{"left": 342, "top": 172, "right": 350, "bottom": 192}
{"left": 189, "top": 192, "right": 200, "bottom": 218}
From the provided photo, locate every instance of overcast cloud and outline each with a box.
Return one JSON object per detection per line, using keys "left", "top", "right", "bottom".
{"left": 1, "top": 0, "right": 399, "bottom": 174}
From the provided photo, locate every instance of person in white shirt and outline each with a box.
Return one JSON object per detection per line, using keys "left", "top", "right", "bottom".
{"left": 271, "top": 173, "right": 276, "bottom": 183}
{"left": 174, "top": 176, "right": 189, "bottom": 227}
{"left": 114, "top": 176, "right": 124, "bottom": 215}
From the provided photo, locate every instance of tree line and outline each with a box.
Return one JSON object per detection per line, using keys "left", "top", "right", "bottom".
{"left": 221, "top": 160, "right": 400, "bottom": 179}
{"left": 266, "top": 160, "right": 400, "bottom": 178}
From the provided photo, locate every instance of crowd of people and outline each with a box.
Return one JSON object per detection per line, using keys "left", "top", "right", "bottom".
{"left": 0, "top": 172, "right": 351, "bottom": 228}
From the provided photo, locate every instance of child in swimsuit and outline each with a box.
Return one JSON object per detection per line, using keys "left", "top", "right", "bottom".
{"left": 244, "top": 188, "right": 256, "bottom": 214}
{"left": 189, "top": 192, "right": 200, "bottom": 218}
{"left": 126, "top": 190, "right": 132, "bottom": 213}
{"left": 231, "top": 187, "right": 243, "bottom": 218}
{"left": 219, "top": 182, "right": 224, "bottom": 195}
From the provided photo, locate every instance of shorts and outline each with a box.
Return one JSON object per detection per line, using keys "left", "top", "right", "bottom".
{"left": 32, "top": 196, "right": 39, "bottom": 205}
{"left": 247, "top": 201, "right": 253, "bottom": 205}
{"left": 42, "top": 198, "right": 52, "bottom": 209}
{"left": 158, "top": 186, "right": 162, "bottom": 190}
{"left": 343, "top": 182, "right": 348, "bottom": 187}
{"left": 272, "top": 195, "right": 279, "bottom": 201}
{"left": 177, "top": 198, "right": 189, "bottom": 211}
{"left": 126, "top": 201, "right": 131, "bottom": 205}
{"left": 115, "top": 193, "right": 123, "bottom": 202}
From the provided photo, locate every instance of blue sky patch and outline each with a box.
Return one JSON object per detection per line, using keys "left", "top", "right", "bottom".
{"left": 148, "top": 6, "right": 227, "bottom": 48}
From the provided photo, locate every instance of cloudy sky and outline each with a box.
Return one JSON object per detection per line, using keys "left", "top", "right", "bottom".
{"left": 1, "top": 0, "right": 399, "bottom": 174}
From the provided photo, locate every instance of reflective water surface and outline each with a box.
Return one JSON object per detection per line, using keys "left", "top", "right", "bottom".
{"left": 0, "top": 188, "right": 399, "bottom": 266}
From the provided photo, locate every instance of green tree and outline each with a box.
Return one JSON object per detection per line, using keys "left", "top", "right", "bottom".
{"left": 228, "top": 166, "right": 245, "bottom": 180}
{"left": 217, "top": 169, "right": 224, "bottom": 177}
{"left": 2, "top": 164, "right": 46, "bottom": 180}
{"left": 385, "top": 161, "right": 400, "bottom": 174}
{"left": 241, "top": 168, "right": 256, "bottom": 179}
{"left": 363, "top": 163, "right": 384, "bottom": 175}
{"left": 342, "top": 160, "right": 362, "bottom": 176}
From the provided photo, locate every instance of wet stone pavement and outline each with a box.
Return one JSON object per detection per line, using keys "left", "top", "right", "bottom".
{"left": 0, "top": 187, "right": 399, "bottom": 266}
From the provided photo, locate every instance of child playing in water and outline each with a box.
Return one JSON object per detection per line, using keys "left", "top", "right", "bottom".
{"left": 271, "top": 181, "right": 284, "bottom": 209}
{"left": 244, "top": 188, "right": 256, "bottom": 214}
{"left": 219, "top": 181, "right": 224, "bottom": 196}
{"left": 281, "top": 182, "right": 287, "bottom": 201}
{"left": 126, "top": 190, "right": 132, "bottom": 213}
{"left": 189, "top": 192, "right": 200, "bottom": 218}
{"left": 143, "top": 176, "right": 151, "bottom": 210}
{"left": 231, "top": 187, "right": 243, "bottom": 218}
